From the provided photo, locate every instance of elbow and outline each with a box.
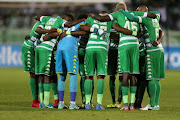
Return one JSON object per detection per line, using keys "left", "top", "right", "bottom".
{"left": 152, "top": 14, "right": 157, "bottom": 19}
{"left": 35, "top": 29, "right": 39, "bottom": 34}
{"left": 35, "top": 29, "right": 40, "bottom": 34}
{"left": 65, "top": 23, "right": 72, "bottom": 28}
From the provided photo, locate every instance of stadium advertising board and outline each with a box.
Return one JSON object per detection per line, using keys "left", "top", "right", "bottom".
{"left": 0, "top": 44, "right": 22, "bottom": 67}
{"left": 0, "top": 44, "right": 180, "bottom": 69}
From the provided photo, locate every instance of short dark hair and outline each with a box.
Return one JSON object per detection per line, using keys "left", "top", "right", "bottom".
{"left": 77, "top": 14, "right": 88, "bottom": 20}
{"left": 64, "top": 14, "right": 74, "bottom": 21}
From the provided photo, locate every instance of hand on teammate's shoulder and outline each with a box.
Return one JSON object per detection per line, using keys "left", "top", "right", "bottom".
{"left": 25, "top": 35, "right": 30, "bottom": 40}
{"left": 152, "top": 40, "right": 159, "bottom": 47}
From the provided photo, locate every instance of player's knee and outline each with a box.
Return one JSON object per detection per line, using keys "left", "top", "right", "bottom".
{"left": 38, "top": 75, "right": 44, "bottom": 83}
{"left": 30, "top": 72, "right": 36, "bottom": 78}
{"left": 97, "top": 75, "right": 105, "bottom": 79}
{"left": 86, "top": 76, "right": 93, "bottom": 80}
{"left": 44, "top": 76, "right": 51, "bottom": 84}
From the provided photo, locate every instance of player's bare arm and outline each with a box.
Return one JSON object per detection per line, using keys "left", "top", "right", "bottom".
{"left": 35, "top": 27, "right": 57, "bottom": 34}
{"left": 112, "top": 23, "right": 138, "bottom": 38}
{"left": 147, "top": 13, "right": 157, "bottom": 19}
{"left": 43, "top": 32, "right": 60, "bottom": 41}
{"left": 79, "top": 24, "right": 91, "bottom": 32}
{"left": 89, "top": 13, "right": 111, "bottom": 22}
{"left": 119, "top": 9, "right": 156, "bottom": 23}
{"left": 64, "top": 18, "right": 86, "bottom": 27}
{"left": 152, "top": 29, "right": 164, "bottom": 47}
{"left": 60, "top": 31, "right": 87, "bottom": 40}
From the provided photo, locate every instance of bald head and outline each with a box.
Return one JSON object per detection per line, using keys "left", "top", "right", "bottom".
{"left": 136, "top": 5, "right": 148, "bottom": 12}
{"left": 116, "top": 3, "right": 127, "bottom": 11}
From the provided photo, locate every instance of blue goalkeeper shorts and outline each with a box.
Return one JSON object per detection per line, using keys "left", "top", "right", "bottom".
{"left": 56, "top": 50, "right": 79, "bottom": 74}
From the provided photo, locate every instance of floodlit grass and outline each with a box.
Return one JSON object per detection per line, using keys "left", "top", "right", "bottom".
{"left": 0, "top": 69, "right": 179, "bottom": 120}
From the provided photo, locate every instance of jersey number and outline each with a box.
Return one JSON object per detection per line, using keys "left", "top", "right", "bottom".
{"left": 90, "top": 24, "right": 107, "bottom": 40}
{"left": 124, "top": 21, "right": 138, "bottom": 31}
{"left": 45, "top": 26, "right": 51, "bottom": 30}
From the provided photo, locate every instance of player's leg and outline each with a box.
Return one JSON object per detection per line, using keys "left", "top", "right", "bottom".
{"left": 64, "top": 50, "right": 79, "bottom": 110}
{"left": 107, "top": 49, "right": 118, "bottom": 108}
{"left": 115, "top": 76, "right": 122, "bottom": 108}
{"left": 43, "top": 75, "right": 53, "bottom": 108}
{"left": 96, "top": 75, "right": 105, "bottom": 110}
{"left": 96, "top": 50, "right": 108, "bottom": 110}
{"left": 155, "top": 50, "right": 164, "bottom": 110}
{"left": 129, "top": 75, "right": 137, "bottom": 111}
{"left": 29, "top": 72, "right": 39, "bottom": 107}
{"left": 135, "top": 55, "right": 146, "bottom": 109}
{"left": 38, "top": 49, "right": 54, "bottom": 108}
{"left": 56, "top": 50, "right": 67, "bottom": 109}
{"left": 116, "top": 50, "right": 123, "bottom": 108}
{"left": 50, "top": 52, "right": 59, "bottom": 108}
{"left": 141, "top": 51, "right": 159, "bottom": 110}
{"left": 50, "top": 74, "right": 59, "bottom": 108}
{"left": 78, "top": 49, "right": 86, "bottom": 106}
{"left": 35, "top": 48, "right": 44, "bottom": 107}
{"left": 129, "top": 46, "right": 139, "bottom": 110}
{"left": 84, "top": 50, "right": 95, "bottom": 110}
{"left": 108, "top": 76, "right": 116, "bottom": 108}
{"left": 22, "top": 45, "right": 39, "bottom": 107}
{"left": 119, "top": 47, "right": 130, "bottom": 111}
{"left": 38, "top": 75, "right": 45, "bottom": 107}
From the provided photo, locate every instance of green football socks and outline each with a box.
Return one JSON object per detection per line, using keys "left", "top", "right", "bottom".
{"left": 85, "top": 79, "right": 92, "bottom": 104}
{"left": 148, "top": 80, "right": 156, "bottom": 107}
{"left": 97, "top": 79, "right": 104, "bottom": 104}
{"left": 30, "top": 78, "right": 38, "bottom": 100}
{"left": 155, "top": 80, "right": 161, "bottom": 106}
{"left": 122, "top": 86, "right": 129, "bottom": 104}
{"left": 51, "top": 83, "right": 58, "bottom": 100}
{"left": 80, "top": 76, "right": 86, "bottom": 103}
{"left": 43, "top": 84, "right": 51, "bottom": 105}
{"left": 38, "top": 83, "right": 44, "bottom": 103}
{"left": 130, "top": 86, "right": 137, "bottom": 103}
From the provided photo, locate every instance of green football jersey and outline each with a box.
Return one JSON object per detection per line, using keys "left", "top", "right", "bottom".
{"left": 37, "top": 16, "right": 66, "bottom": 51}
{"left": 109, "top": 29, "right": 119, "bottom": 50}
{"left": 85, "top": 17, "right": 115, "bottom": 51}
{"left": 119, "top": 10, "right": 163, "bottom": 52}
{"left": 138, "top": 11, "right": 161, "bottom": 55}
{"left": 109, "top": 12, "right": 139, "bottom": 48}
{"left": 139, "top": 24, "right": 148, "bottom": 56}
{"left": 140, "top": 17, "right": 163, "bottom": 51}
{"left": 23, "top": 21, "right": 45, "bottom": 48}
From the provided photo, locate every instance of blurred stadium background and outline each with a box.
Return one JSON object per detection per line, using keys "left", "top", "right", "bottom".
{"left": 0, "top": 0, "right": 180, "bottom": 69}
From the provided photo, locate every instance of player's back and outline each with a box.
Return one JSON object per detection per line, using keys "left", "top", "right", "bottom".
{"left": 57, "top": 21, "right": 85, "bottom": 52}
{"left": 141, "top": 14, "right": 163, "bottom": 51}
{"left": 37, "top": 16, "right": 66, "bottom": 51}
{"left": 86, "top": 17, "right": 114, "bottom": 51}
{"left": 118, "top": 12, "right": 140, "bottom": 47}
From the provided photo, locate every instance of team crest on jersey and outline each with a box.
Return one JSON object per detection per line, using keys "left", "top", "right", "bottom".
{"left": 47, "top": 18, "right": 57, "bottom": 25}
{"left": 152, "top": 19, "right": 159, "bottom": 27}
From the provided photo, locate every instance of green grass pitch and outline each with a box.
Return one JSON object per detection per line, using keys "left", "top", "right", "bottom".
{"left": 0, "top": 69, "right": 180, "bottom": 120}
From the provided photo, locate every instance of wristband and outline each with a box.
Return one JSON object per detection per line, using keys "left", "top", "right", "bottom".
{"left": 57, "top": 29, "right": 63, "bottom": 35}
{"left": 66, "top": 31, "right": 71, "bottom": 35}
{"left": 132, "top": 31, "right": 137, "bottom": 36}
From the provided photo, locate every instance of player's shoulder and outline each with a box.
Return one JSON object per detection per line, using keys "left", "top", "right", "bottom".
{"left": 87, "top": 17, "right": 94, "bottom": 21}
